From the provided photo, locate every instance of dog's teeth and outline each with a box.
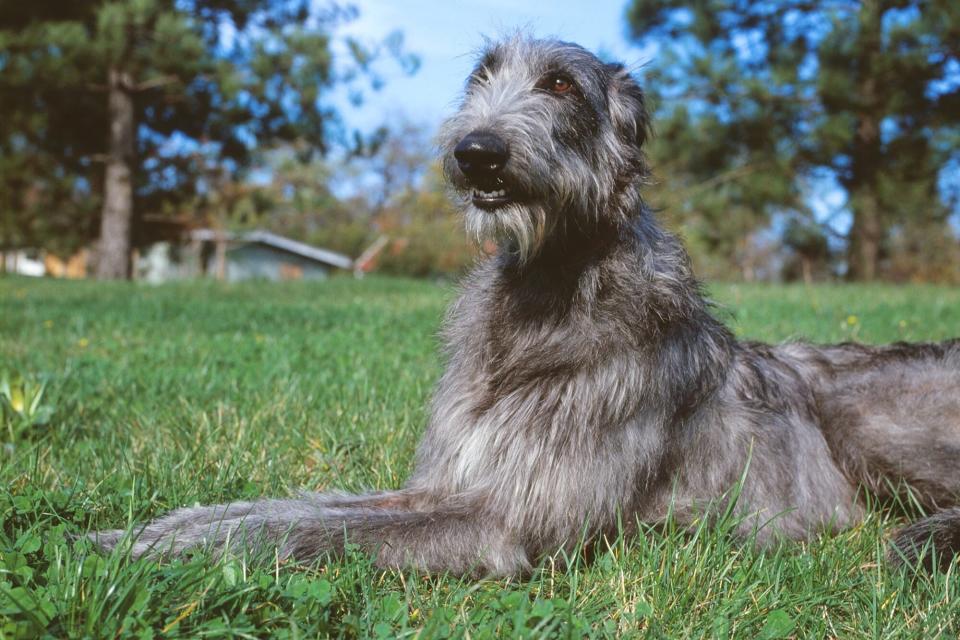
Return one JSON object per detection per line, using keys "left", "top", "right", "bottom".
{"left": 472, "top": 188, "right": 508, "bottom": 200}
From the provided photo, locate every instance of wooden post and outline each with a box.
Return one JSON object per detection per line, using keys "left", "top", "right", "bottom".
{"left": 215, "top": 236, "right": 227, "bottom": 281}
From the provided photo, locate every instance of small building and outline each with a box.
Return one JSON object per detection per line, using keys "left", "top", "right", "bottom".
{"left": 2, "top": 250, "right": 46, "bottom": 277}
{"left": 3, "top": 226, "right": 353, "bottom": 283}
{"left": 189, "top": 229, "right": 353, "bottom": 282}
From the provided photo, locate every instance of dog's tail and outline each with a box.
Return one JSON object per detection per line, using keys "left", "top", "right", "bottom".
{"left": 89, "top": 490, "right": 529, "bottom": 575}
{"left": 888, "top": 508, "right": 960, "bottom": 571}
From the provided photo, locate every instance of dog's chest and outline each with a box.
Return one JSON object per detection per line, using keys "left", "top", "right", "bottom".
{"left": 422, "top": 333, "right": 661, "bottom": 523}
{"left": 443, "top": 381, "right": 664, "bottom": 538}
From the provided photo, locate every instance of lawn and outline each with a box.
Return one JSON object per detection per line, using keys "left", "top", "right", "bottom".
{"left": 2, "top": 275, "right": 960, "bottom": 638}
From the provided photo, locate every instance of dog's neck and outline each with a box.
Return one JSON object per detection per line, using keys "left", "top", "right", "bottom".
{"left": 497, "top": 178, "right": 649, "bottom": 276}
{"left": 499, "top": 216, "right": 622, "bottom": 273}
{"left": 485, "top": 179, "right": 715, "bottom": 338}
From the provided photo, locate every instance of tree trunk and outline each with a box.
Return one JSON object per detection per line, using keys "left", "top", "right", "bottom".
{"left": 848, "top": 188, "right": 882, "bottom": 281}
{"left": 846, "top": 0, "right": 883, "bottom": 281}
{"left": 95, "top": 68, "right": 135, "bottom": 280}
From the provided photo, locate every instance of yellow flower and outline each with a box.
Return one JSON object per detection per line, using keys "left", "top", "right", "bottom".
{"left": 846, "top": 315, "right": 858, "bottom": 326}
{"left": 77, "top": 338, "right": 89, "bottom": 348}
{"left": 10, "top": 386, "right": 24, "bottom": 413}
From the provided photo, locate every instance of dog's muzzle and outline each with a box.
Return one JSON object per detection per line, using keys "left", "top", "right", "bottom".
{"left": 454, "top": 131, "right": 513, "bottom": 210}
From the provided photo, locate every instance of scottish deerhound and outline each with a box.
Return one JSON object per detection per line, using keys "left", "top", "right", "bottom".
{"left": 93, "top": 37, "right": 960, "bottom": 573}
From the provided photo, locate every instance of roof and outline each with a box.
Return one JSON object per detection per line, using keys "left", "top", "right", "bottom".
{"left": 190, "top": 229, "right": 353, "bottom": 270}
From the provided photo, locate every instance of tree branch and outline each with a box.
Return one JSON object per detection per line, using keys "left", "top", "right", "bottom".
{"left": 133, "top": 75, "right": 179, "bottom": 92}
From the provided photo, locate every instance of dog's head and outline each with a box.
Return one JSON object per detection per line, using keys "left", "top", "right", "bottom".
{"left": 439, "top": 36, "right": 650, "bottom": 261}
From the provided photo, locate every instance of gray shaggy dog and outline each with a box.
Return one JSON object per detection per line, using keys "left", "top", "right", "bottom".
{"left": 93, "top": 36, "right": 960, "bottom": 574}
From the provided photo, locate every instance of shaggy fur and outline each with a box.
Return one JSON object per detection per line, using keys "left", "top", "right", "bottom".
{"left": 92, "top": 37, "right": 960, "bottom": 574}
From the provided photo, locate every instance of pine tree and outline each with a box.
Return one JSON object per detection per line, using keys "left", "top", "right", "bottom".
{"left": 0, "top": 1, "right": 416, "bottom": 279}
{"left": 627, "top": 0, "right": 960, "bottom": 280}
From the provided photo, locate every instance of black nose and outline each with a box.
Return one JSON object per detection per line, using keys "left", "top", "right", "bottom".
{"left": 454, "top": 131, "right": 509, "bottom": 180}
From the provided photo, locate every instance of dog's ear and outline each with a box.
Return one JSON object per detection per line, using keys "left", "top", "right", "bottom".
{"left": 606, "top": 63, "right": 651, "bottom": 150}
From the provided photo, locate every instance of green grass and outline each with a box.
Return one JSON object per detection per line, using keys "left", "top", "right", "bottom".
{"left": 2, "top": 275, "right": 960, "bottom": 638}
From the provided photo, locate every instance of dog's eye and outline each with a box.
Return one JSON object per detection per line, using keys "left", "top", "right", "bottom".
{"left": 536, "top": 73, "right": 575, "bottom": 95}
{"left": 550, "top": 77, "right": 572, "bottom": 94}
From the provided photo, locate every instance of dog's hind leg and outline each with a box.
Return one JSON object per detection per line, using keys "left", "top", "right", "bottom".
{"left": 810, "top": 341, "right": 960, "bottom": 506}
{"left": 796, "top": 341, "right": 960, "bottom": 569}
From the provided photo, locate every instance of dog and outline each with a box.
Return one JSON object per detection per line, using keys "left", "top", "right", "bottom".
{"left": 93, "top": 36, "right": 960, "bottom": 574}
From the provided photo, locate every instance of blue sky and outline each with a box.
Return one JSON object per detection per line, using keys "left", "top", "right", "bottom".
{"left": 328, "top": 0, "right": 649, "bottom": 132}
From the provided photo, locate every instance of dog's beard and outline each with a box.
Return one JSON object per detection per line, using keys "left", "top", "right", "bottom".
{"left": 464, "top": 202, "right": 551, "bottom": 263}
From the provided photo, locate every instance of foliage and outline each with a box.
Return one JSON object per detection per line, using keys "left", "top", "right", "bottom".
{"left": 206, "top": 121, "right": 479, "bottom": 277}
{"left": 781, "top": 215, "right": 834, "bottom": 283}
{"left": 0, "top": 1, "right": 417, "bottom": 273}
{"left": 628, "top": 0, "right": 960, "bottom": 281}
{"left": 0, "top": 372, "right": 53, "bottom": 446}
{"left": 2, "top": 276, "right": 960, "bottom": 636}
{"left": 372, "top": 164, "right": 479, "bottom": 278}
